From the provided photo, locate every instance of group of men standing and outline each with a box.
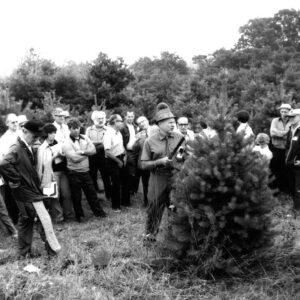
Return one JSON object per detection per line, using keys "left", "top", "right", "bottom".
{"left": 0, "top": 101, "right": 195, "bottom": 257}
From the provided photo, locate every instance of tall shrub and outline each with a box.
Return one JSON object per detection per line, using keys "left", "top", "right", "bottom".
{"left": 165, "top": 97, "right": 275, "bottom": 275}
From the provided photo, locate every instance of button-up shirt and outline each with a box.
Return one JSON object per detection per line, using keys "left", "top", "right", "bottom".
{"left": 141, "top": 130, "right": 184, "bottom": 162}
{"left": 85, "top": 125, "right": 107, "bottom": 144}
{"left": 270, "top": 117, "right": 291, "bottom": 149}
{"left": 103, "top": 127, "right": 125, "bottom": 157}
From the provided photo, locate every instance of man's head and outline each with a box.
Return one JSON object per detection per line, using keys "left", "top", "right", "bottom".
{"left": 62, "top": 111, "right": 70, "bottom": 124}
{"left": 53, "top": 108, "right": 65, "bottom": 125}
{"left": 109, "top": 114, "right": 123, "bottom": 131}
{"left": 21, "top": 120, "right": 44, "bottom": 146}
{"left": 236, "top": 110, "right": 250, "bottom": 124}
{"left": 136, "top": 116, "right": 149, "bottom": 131}
{"left": 43, "top": 123, "right": 57, "bottom": 143}
{"left": 288, "top": 109, "right": 300, "bottom": 126}
{"left": 278, "top": 103, "right": 292, "bottom": 119}
{"left": 158, "top": 118, "right": 176, "bottom": 135}
{"left": 177, "top": 117, "right": 189, "bottom": 135}
{"left": 91, "top": 111, "right": 106, "bottom": 127}
{"left": 155, "top": 103, "right": 176, "bottom": 134}
{"left": 6, "top": 113, "right": 18, "bottom": 132}
{"left": 125, "top": 111, "right": 135, "bottom": 125}
{"left": 67, "top": 118, "right": 81, "bottom": 138}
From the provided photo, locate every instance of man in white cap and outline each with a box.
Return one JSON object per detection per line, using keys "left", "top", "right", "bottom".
{"left": 270, "top": 103, "right": 292, "bottom": 193}
{"left": 52, "top": 108, "right": 73, "bottom": 220}
{"left": 286, "top": 109, "right": 300, "bottom": 213}
{"left": 53, "top": 108, "right": 70, "bottom": 143}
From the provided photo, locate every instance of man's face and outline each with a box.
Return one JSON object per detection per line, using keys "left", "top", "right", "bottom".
{"left": 47, "top": 132, "right": 56, "bottom": 143}
{"left": 114, "top": 115, "right": 123, "bottom": 130}
{"left": 137, "top": 118, "right": 149, "bottom": 130}
{"left": 177, "top": 118, "right": 189, "bottom": 135}
{"left": 280, "top": 109, "right": 290, "bottom": 118}
{"left": 126, "top": 112, "right": 134, "bottom": 125}
{"left": 70, "top": 126, "right": 80, "bottom": 138}
{"left": 159, "top": 118, "right": 176, "bottom": 134}
{"left": 94, "top": 116, "right": 105, "bottom": 127}
{"left": 7, "top": 117, "right": 18, "bottom": 132}
{"left": 55, "top": 114, "right": 64, "bottom": 125}
{"left": 24, "top": 130, "right": 39, "bottom": 146}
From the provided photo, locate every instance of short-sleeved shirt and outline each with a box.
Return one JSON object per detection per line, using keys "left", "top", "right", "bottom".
{"left": 103, "top": 127, "right": 125, "bottom": 157}
{"left": 141, "top": 130, "right": 184, "bottom": 173}
{"left": 85, "top": 125, "right": 107, "bottom": 144}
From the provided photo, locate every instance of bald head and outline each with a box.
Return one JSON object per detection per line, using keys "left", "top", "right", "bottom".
{"left": 6, "top": 113, "right": 18, "bottom": 132}
{"left": 136, "top": 116, "right": 149, "bottom": 130}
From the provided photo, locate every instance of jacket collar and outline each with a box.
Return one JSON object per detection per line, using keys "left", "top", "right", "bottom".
{"left": 158, "top": 130, "right": 174, "bottom": 140}
{"left": 70, "top": 134, "right": 84, "bottom": 143}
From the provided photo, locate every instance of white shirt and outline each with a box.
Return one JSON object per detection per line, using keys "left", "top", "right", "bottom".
{"left": 53, "top": 121, "right": 70, "bottom": 144}
{"left": 237, "top": 123, "right": 254, "bottom": 140}
{"left": 103, "top": 127, "right": 125, "bottom": 157}
{"left": 0, "top": 130, "right": 18, "bottom": 157}
{"left": 253, "top": 145, "right": 273, "bottom": 161}
{"left": 127, "top": 124, "right": 136, "bottom": 150}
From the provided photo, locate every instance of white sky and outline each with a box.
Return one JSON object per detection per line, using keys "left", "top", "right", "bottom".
{"left": 0, "top": 0, "right": 299, "bottom": 77}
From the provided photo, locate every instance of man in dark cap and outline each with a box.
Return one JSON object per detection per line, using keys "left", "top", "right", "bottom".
{"left": 0, "top": 120, "right": 61, "bottom": 258}
{"left": 141, "top": 103, "right": 185, "bottom": 243}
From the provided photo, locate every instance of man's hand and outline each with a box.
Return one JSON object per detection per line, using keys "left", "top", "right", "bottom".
{"left": 117, "top": 159, "right": 123, "bottom": 168}
{"left": 157, "top": 156, "right": 173, "bottom": 167}
{"left": 295, "top": 160, "right": 300, "bottom": 166}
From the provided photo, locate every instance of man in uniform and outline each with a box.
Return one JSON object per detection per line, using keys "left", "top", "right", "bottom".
{"left": 141, "top": 103, "right": 184, "bottom": 242}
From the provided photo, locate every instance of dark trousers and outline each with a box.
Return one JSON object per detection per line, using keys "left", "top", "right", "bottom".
{"left": 270, "top": 147, "right": 290, "bottom": 193}
{"left": 127, "top": 150, "right": 140, "bottom": 194}
{"left": 68, "top": 170, "right": 104, "bottom": 220}
{"left": 14, "top": 200, "right": 54, "bottom": 257}
{"left": 0, "top": 186, "right": 17, "bottom": 235}
{"left": 89, "top": 151, "right": 111, "bottom": 198}
{"left": 138, "top": 169, "right": 150, "bottom": 206}
{"left": 4, "top": 185, "right": 19, "bottom": 224}
{"left": 146, "top": 173, "right": 172, "bottom": 235}
{"left": 106, "top": 156, "right": 130, "bottom": 209}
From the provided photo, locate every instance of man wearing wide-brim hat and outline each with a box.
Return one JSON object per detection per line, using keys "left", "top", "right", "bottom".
{"left": 141, "top": 103, "right": 185, "bottom": 243}
{"left": 286, "top": 109, "right": 300, "bottom": 213}
{"left": 270, "top": 103, "right": 292, "bottom": 193}
{"left": 0, "top": 120, "right": 61, "bottom": 257}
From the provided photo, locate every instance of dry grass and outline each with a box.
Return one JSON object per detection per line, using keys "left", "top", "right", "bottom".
{"left": 0, "top": 193, "right": 300, "bottom": 300}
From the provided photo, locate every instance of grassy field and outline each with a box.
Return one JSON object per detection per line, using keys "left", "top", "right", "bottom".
{"left": 0, "top": 194, "right": 300, "bottom": 300}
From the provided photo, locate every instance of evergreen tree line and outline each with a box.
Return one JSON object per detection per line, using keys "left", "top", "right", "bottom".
{"left": 1, "top": 9, "right": 300, "bottom": 135}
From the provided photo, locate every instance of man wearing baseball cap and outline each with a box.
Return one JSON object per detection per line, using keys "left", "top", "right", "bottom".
{"left": 270, "top": 103, "right": 292, "bottom": 193}
{"left": 0, "top": 120, "right": 61, "bottom": 257}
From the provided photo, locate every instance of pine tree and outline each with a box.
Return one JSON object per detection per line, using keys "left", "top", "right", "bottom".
{"left": 165, "top": 95, "right": 275, "bottom": 275}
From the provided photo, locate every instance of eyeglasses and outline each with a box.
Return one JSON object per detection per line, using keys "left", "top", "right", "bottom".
{"left": 178, "top": 123, "right": 188, "bottom": 126}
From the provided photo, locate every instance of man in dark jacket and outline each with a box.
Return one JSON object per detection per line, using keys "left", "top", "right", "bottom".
{"left": 0, "top": 120, "right": 59, "bottom": 257}
{"left": 120, "top": 111, "right": 138, "bottom": 195}
{"left": 286, "top": 109, "right": 300, "bottom": 211}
